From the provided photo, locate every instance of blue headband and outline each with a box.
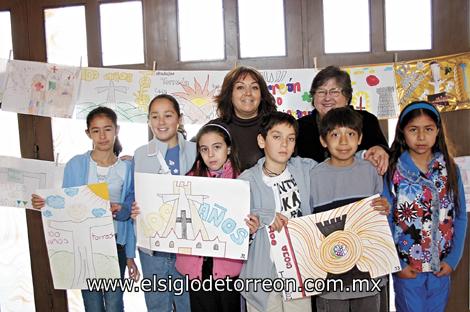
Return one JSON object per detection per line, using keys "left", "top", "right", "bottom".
{"left": 399, "top": 102, "right": 440, "bottom": 123}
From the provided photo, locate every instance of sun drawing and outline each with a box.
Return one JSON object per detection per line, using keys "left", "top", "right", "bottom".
{"left": 172, "top": 75, "right": 218, "bottom": 123}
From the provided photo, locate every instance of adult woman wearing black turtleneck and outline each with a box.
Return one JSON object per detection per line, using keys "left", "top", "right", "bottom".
{"left": 210, "top": 66, "right": 276, "bottom": 171}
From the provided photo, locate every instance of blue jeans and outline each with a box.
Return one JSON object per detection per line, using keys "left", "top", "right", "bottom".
{"left": 393, "top": 272, "right": 450, "bottom": 312}
{"left": 82, "top": 245, "right": 127, "bottom": 311}
{"left": 139, "top": 249, "right": 190, "bottom": 312}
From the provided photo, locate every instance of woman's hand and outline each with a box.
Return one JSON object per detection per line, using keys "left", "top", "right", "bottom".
{"left": 126, "top": 258, "right": 140, "bottom": 282}
{"left": 130, "top": 202, "right": 140, "bottom": 220}
{"left": 245, "top": 214, "right": 260, "bottom": 235}
{"left": 31, "top": 194, "right": 45, "bottom": 210}
{"left": 397, "top": 265, "right": 419, "bottom": 279}
{"left": 270, "top": 213, "right": 288, "bottom": 233}
{"left": 434, "top": 262, "right": 453, "bottom": 277}
{"left": 364, "top": 146, "right": 389, "bottom": 176}
{"left": 371, "top": 196, "right": 390, "bottom": 215}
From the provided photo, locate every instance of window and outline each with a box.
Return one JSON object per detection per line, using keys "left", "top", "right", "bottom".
{"left": 100, "top": 1, "right": 145, "bottom": 66}
{"left": 323, "top": 0, "right": 370, "bottom": 53}
{"left": 385, "top": 0, "right": 432, "bottom": 51}
{"left": 238, "top": 0, "right": 286, "bottom": 58}
{"left": 44, "top": 6, "right": 88, "bottom": 66}
{"left": 177, "top": 0, "right": 225, "bottom": 61}
{"left": 0, "top": 11, "right": 13, "bottom": 59}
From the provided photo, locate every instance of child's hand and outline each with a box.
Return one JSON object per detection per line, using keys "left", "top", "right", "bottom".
{"left": 371, "top": 197, "right": 390, "bottom": 215}
{"left": 131, "top": 202, "right": 140, "bottom": 220}
{"left": 397, "top": 265, "right": 419, "bottom": 279}
{"left": 434, "top": 262, "right": 453, "bottom": 277}
{"left": 364, "top": 146, "right": 389, "bottom": 176}
{"left": 245, "top": 214, "right": 260, "bottom": 234}
{"left": 270, "top": 213, "right": 288, "bottom": 233}
{"left": 110, "top": 203, "right": 122, "bottom": 218}
{"left": 126, "top": 258, "right": 140, "bottom": 282}
{"left": 119, "top": 155, "right": 133, "bottom": 161}
{"left": 31, "top": 194, "right": 45, "bottom": 210}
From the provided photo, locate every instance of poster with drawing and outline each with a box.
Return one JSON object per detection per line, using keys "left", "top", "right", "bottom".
{"left": 135, "top": 173, "right": 250, "bottom": 260}
{"left": 38, "top": 183, "right": 120, "bottom": 289}
{"left": 154, "top": 70, "right": 227, "bottom": 125}
{"left": 394, "top": 52, "right": 470, "bottom": 112}
{"left": 455, "top": 156, "right": 470, "bottom": 211}
{"left": 344, "top": 64, "right": 399, "bottom": 119}
{"left": 269, "top": 195, "right": 401, "bottom": 300}
{"left": 75, "top": 67, "right": 155, "bottom": 122}
{"left": 0, "top": 156, "right": 64, "bottom": 209}
{"left": 261, "top": 68, "right": 318, "bottom": 119}
{"left": 1, "top": 59, "right": 80, "bottom": 118}
{"left": 0, "top": 58, "right": 7, "bottom": 104}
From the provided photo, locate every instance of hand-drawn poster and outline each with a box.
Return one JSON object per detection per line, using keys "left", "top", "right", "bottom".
{"left": 455, "top": 156, "right": 470, "bottom": 211}
{"left": 0, "top": 156, "right": 64, "bottom": 209}
{"left": 261, "top": 68, "right": 318, "bottom": 119}
{"left": 344, "top": 64, "right": 399, "bottom": 119}
{"left": 38, "top": 183, "right": 120, "bottom": 289}
{"left": 1, "top": 59, "right": 80, "bottom": 118}
{"left": 135, "top": 173, "right": 250, "bottom": 260}
{"left": 394, "top": 52, "right": 470, "bottom": 112}
{"left": 154, "top": 70, "right": 227, "bottom": 125}
{"left": 75, "top": 67, "right": 155, "bottom": 122}
{"left": 269, "top": 195, "right": 400, "bottom": 300}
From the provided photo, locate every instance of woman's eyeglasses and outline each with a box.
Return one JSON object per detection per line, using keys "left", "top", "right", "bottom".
{"left": 315, "top": 88, "right": 342, "bottom": 98}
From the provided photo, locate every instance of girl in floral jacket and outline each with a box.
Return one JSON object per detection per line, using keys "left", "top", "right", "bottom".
{"left": 384, "top": 101, "right": 467, "bottom": 312}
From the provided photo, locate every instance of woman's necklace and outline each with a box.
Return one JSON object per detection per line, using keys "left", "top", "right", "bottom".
{"left": 262, "top": 162, "right": 284, "bottom": 177}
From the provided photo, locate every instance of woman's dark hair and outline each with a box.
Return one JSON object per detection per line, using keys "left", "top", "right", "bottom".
{"left": 310, "top": 65, "right": 353, "bottom": 105}
{"left": 189, "top": 123, "right": 241, "bottom": 178}
{"left": 319, "top": 107, "right": 363, "bottom": 139}
{"left": 388, "top": 101, "right": 460, "bottom": 212}
{"left": 148, "top": 94, "right": 181, "bottom": 117}
{"left": 86, "top": 106, "right": 122, "bottom": 156}
{"left": 259, "top": 111, "right": 299, "bottom": 139}
{"left": 215, "top": 66, "right": 276, "bottom": 122}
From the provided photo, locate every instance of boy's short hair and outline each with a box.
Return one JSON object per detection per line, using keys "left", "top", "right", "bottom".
{"left": 259, "top": 112, "right": 299, "bottom": 139}
{"left": 319, "top": 107, "right": 363, "bottom": 139}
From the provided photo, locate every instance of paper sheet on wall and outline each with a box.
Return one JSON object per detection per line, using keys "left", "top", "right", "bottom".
{"left": 38, "top": 183, "right": 120, "bottom": 289}
{"left": 0, "top": 156, "right": 64, "bottom": 209}
{"left": 135, "top": 173, "right": 250, "bottom": 260}
{"left": 395, "top": 52, "right": 470, "bottom": 112}
{"left": 1, "top": 59, "right": 80, "bottom": 118}
{"left": 344, "top": 64, "right": 399, "bottom": 119}
{"left": 269, "top": 195, "right": 400, "bottom": 300}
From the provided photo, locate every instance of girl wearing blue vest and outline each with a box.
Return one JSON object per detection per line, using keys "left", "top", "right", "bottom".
{"left": 383, "top": 101, "right": 467, "bottom": 312}
{"left": 132, "top": 94, "right": 196, "bottom": 312}
{"left": 32, "top": 106, "right": 139, "bottom": 311}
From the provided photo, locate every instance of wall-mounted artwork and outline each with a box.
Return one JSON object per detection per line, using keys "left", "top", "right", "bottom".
{"left": 38, "top": 183, "right": 120, "bottom": 289}
{"left": 0, "top": 156, "right": 64, "bottom": 209}
{"left": 1, "top": 60, "right": 80, "bottom": 118}
{"left": 395, "top": 52, "right": 470, "bottom": 112}
{"left": 270, "top": 195, "right": 400, "bottom": 300}
{"left": 135, "top": 173, "right": 250, "bottom": 260}
{"left": 344, "top": 64, "right": 399, "bottom": 119}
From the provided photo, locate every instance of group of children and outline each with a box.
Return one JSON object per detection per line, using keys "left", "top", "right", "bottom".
{"left": 32, "top": 95, "right": 466, "bottom": 312}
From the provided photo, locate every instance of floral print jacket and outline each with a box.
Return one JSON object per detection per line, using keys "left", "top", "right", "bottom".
{"left": 383, "top": 151, "right": 467, "bottom": 272}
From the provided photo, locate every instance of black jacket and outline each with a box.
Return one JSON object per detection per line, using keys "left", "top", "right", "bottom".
{"left": 297, "top": 108, "right": 389, "bottom": 163}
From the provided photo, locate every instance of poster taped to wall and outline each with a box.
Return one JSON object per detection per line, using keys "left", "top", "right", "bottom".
{"left": 38, "top": 183, "right": 120, "bottom": 289}
{"left": 135, "top": 172, "right": 250, "bottom": 260}
{"left": 1, "top": 59, "right": 80, "bottom": 118}
{"left": 394, "top": 52, "right": 470, "bottom": 112}
{"left": 269, "top": 195, "right": 401, "bottom": 300}
{"left": 0, "top": 156, "right": 64, "bottom": 209}
{"left": 344, "top": 64, "right": 399, "bottom": 119}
